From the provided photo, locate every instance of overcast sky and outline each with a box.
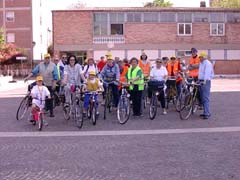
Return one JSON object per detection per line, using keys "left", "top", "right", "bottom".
{"left": 48, "top": 0, "right": 210, "bottom": 10}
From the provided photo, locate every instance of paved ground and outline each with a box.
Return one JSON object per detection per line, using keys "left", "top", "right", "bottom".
{"left": 0, "top": 79, "right": 240, "bottom": 180}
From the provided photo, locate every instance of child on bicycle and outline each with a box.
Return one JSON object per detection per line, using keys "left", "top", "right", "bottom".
{"left": 82, "top": 71, "right": 103, "bottom": 116}
{"left": 30, "top": 75, "right": 50, "bottom": 123}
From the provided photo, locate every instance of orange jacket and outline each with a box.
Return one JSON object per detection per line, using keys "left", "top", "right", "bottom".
{"left": 119, "top": 66, "right": 128, "bottom": 89}
{"left": 166, "top": 61, "right": 182, "bottom": 83}
{"left": 138, "top": 60, "right": 150, "bottom": 77}
{"left": 189, "top": 56, "right": 200, "bottom": 77}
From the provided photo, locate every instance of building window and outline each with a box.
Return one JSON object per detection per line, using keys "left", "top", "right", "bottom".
{"left": 210, "top": 13, "right": 225, "bottom": 23}
{"left": 6, "top": 33, "right": 15, "bottom": 43}
{"left": 127, "top": 13, "right": 141, "bottom": 22}
{"left": 160, "top": 12, "right": 176, "bottom": 22}
{"left": 6, "top": 11, "right": 15, "bottom": 22}
{"left": 178, "top": 23, "right": 192, "bottom": 35}
{"left": 110, "top": 13, "right": 124, "bottom": 23}
{"left": 111, "top": 24, "right": 123, "bottom": 35}
{"left": 177, "top": 13, "right": 192, "bottom": 22}
{"left": 226, "top": 13, "right": 240, "bottom": 23}
{"left": 194, "top": 12, "right": 209, "bottom": 22}
{"left": 94, "top": 13, "right": 108, "bottom": 36}
{"left": 177, "top": 50, "right": 192, "bottom": 57}
{"left": 210, "top": 23, "right": 225, "bottom": 36}
{"left": 143, "top": 12, "right": 158, "bottom": 22}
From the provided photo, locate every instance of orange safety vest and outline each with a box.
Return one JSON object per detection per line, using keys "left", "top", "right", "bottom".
{"left": 119, "top": 66, "right": 128, "bottom": 89}
{"left": 138, "top": 60, "right": 150, "bottom": 77}
{"left": 167, "top": 61, "right": 182, "bottom": 83}
{"left": 189, "top": 55, "right": 200, "bottom": 78}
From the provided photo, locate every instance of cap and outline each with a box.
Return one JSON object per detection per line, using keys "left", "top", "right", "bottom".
{"left": 106, "top": 51, "right": 113, "bottom": 60}
{"left": 170, "top": 56, "right": 176, "bottom": 59}
{"left": 44, "top": 53, "right": 51, "bottom": 59}
{"left": 89, "top": 71, "right": 96, "bottom": 76}
{"left": 36, "top": 75, "right": 43, "bottom": 81}
{"left": 191, "top": 48, "right": 198, "bottom": 53}
{"left": 199, "top": 51, "right": 207, "bottom": 58}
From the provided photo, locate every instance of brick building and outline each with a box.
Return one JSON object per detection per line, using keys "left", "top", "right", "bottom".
{"left": 0, "top": 0, "right": 51, "bottom": 62}
{"left": 53, "top": 7, "right": 240, "bottom": 74}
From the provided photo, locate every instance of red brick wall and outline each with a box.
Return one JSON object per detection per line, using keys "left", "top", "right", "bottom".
{"left": 226, "top": 23, "right": 240, "bottom": 44}
{"left": 215, "top": 60, "right": 240, "bottom": 74}
{"left": 7, "top": 30, "right": 32, "bottom": 48}
{"left": 53, "top": 11, "right": 93, "bottom": 45}
{"left": 0, "top": 12, "right": 3, "bottom": 25}
{"left": 5, "top": 10, "right": 32, "bottom": 28}
{"left": 5, "top": 0, "right": 31, "bottom": 7}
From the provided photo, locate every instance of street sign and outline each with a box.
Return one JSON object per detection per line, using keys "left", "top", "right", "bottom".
{"left": 16, "top": 56, "right": 27, "bottom": 60}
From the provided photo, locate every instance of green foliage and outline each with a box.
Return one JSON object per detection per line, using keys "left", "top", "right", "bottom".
{"left": 144, "top": 0, "right": 173, "bottom": 7}
{"left": 0, "top": 28, "right": 4, "bottom": 45}
{"left": 211, "top": 0, "right": 240, "bottom": 8}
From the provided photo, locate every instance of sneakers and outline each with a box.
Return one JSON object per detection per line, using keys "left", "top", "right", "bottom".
{"left": 162, "top": 109, "right": 167, "bottom": 115}
{"left": 101, "top": 100, "right": 105, "bottom": 106}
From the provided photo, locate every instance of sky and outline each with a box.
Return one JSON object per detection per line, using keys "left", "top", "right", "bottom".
{"left": 48, "top": 0, "right": 210, "bottom": 10}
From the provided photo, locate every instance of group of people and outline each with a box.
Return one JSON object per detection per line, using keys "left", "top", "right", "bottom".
{"left": 24, "top": 47, "right": 214, "bottom": 123}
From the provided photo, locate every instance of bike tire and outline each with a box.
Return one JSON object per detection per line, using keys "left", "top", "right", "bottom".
{"left": 38, "top": 113, "right": 43, "bottom": 131}
{"left": 63, "top": 105, "right": 70, "bottom": 121}
{"left": 16, "top": 95, "right": 30, "bottom": 120}
{"left": 92, "top": 105, "right": 97, "bottom": 126}
{"left": 149, "top": 95, "right": 158, "bottom": 120}
{"left": 103, "top": 95, "right": 109, "bottom": 120}
{"left": 117, "top": 96, "right": 130, "bottom": 124}
{"left": 179, "top": 93, "right": 193, "bottom": 120}
{"left": 75, "top": 101, "right": 83, "bottom": 129}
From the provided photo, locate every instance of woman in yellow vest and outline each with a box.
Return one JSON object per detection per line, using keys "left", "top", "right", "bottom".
{"left": 126, "top": 57, "right": 144, "bottom": 116}
{"left": 82, "top": 71, "right": 103, "bottom": 115}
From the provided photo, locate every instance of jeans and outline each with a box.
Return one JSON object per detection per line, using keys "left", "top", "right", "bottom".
{"left": 84, "top": 94, "right": 98, "bottom": 109}
{"left": 200, "top": 80, "right": 211, "bottom": 116}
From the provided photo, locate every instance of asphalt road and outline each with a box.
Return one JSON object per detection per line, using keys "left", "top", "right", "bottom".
{"left": 0, "top": 79, "right": 240, "bottom": 180}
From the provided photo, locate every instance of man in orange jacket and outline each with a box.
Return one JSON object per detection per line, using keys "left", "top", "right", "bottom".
{"left": 189, "top": 47, "right": 200, "bottom": 80}
{"left": 118, "top": 59, "right": 129, "bottom": 90}
{"left": 138, "top": 52, "right": 151, "bottom": 79}
{"left": 166, "top": 56, "right": 182, "bottom": 97}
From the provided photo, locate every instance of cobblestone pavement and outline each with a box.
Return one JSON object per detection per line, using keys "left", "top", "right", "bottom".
{"left": 0, "top": 79, "right": 240, "bottom": 180}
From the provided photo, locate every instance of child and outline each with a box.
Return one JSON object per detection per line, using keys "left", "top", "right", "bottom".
{"left": 82, "top": 71, "right": 103, "bottom": 115}
{"left": 30, "top": 75, "right": 50, "bottom": 123}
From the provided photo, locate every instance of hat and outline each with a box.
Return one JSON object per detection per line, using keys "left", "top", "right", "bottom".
{"left": 199, "top": 51, "right": 207, "bottom": 58}
{"left": 89, "top": 71, "right": 96, "bottom": 76}
{"left": 88, "top": 57, "right": 95, "bottom": 62}
{"left": 106, "top": 51, "right": 113, "bottom": 60}
{"left": 44, "top": 53, "right": 51, "bottom": 59}
{"left": 141, "top": 52, "right": 147, "bottom": 56}
{"left": 191, "top": 48, "right": 198, "bottom": 53}
{"left": 170, "top": 56, "right": 176, "bottom": 59}
{"left": 36, "top": 75, "right": 43, "bottom": 81}
{"left": 156, "top": 58, "right": 162, "bottom": 62}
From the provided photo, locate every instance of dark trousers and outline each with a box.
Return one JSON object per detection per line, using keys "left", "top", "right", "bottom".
{"left": 45, "top": 86, "right": 54, "bottom": 115}
{"left": 148, "top": 89, "right": 165, "bottom": 109}
{"left": 103, "top": 83, "right": 119, "bottom": 107}
{"left": 130, "top": 87, "right": 143, "bottom": 115}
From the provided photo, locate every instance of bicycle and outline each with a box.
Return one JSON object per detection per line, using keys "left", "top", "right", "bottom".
{"left": 179, "top": 80, "right": 201, "bottom": 120}
{"left": 82, "top": 91, "right": 101, "bottom": 126}
{"left": 117, "top": 82, "right": 131, "bottom": 124}
{"left": 142, "top": 77, "right": 149, "bottom": 109}
{"left": 148, "top": 80, "right": 165, "bottom": 120}
{"left": 103, "top": 81, "right": 116, "bottom": 120}
{"left": 165, "top": 77, "right": 177, "bottom": 109}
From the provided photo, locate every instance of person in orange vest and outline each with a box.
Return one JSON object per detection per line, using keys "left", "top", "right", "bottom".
{"left": 166, "top": 56, "right": 183, "bottom": 97}
{"left": 188, "top": 47, "right": 200, "bottom": 81}
{"left": 138, "top": 52, "right": 151, "bottom": 79}
{"left": 118, "top": 59, "right": 129, "bottom": 90}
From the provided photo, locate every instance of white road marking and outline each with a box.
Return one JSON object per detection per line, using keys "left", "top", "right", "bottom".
{"left": 0, "top": 126, "right": 240, "bottom": 138}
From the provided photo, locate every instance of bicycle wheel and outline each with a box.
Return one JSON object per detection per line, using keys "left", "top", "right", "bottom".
{"left": 38, "top": 113, "right": 43, "bottom": 131}
{"left": 16, "top": 95, "right": 30, "bottom": 120}
{"left": 91, "top": 104, "right": 97, "bottom": 126}
{"left": 175, "top": 88, "right": 187, "bottom": 112}
{"left": 108, "top": 92, "right": 113, "bottom": 113}
{"left": 75, "top": 100, "right": 83, "bottom": 129}
{"left": 103, "top": 94, "right": 109, "bottom": 120}
{"left": 179, "top": 93, "right": 193, "bottom": 120}
{"left": 149, "top": 95, "right": 158, "bottom": 120}
{"left": 117, "top": 96, "right": 130, "bottom": 124}
{"left": 63, "top": 104, "right": 70, "bottom": 121}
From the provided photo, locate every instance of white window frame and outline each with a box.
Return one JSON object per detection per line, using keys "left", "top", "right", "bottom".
{"left": 177, "top": 23, "right": 192, "bottom": 36}
{"left": 6, "top": 11, "right": 15, "bottom": 22}
{"left": 6, "top": 33, "right": 15, "bottom": 43}
{"left": 210, "top": 23, "right": 225, "bottom": 36}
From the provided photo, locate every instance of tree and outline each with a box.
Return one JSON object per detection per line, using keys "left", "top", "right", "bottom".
{"left": 211, "top": 0, "right": 240, "bottom": 8}
{"left": 68, "top": 0, "right": 86, "bottom": 9}
{"left": 0, "top": 29, "right": 4, "bottom": 45}
{"left": 144, "top": 0, "right": 173, "bottom": 7}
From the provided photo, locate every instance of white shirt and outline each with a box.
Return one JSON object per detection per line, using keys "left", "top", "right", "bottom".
{"left": 150, "top": 66, "right": 168, "bottom": 81}
{"left": 198, "top": 59, "right": 214, "bottom": 80}
{"left": 64, "top": 64, "right": 82, "bottom": 85}
{"left": 31, "top": 85, "right": 50, "bottom": 109}
{"left": 83, "top": 64, "right": 98, "bottom": 78}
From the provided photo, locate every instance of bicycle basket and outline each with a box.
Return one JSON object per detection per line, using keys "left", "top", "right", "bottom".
{"left": 148, "top": 81, "right": 164, "bottom": 91}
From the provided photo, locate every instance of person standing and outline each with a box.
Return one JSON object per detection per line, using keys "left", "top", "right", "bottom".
{"left": 189, "top": 48, "right": 200, "bottom": 81}
{"left": 97, "top": 56, "right": 106, "bottom": 72}
{"left": 126, "top": 57, "right": 144, "bottom": 116}
{"left": 198, "top": 52, "right": 214, "bottom": 119}
{"left": 24, "top": 53, "right": 58, "bottom": 117}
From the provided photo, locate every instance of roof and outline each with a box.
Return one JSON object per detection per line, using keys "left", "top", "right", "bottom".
{"left": 52, "top": 7, "right": 240, "bottom": 13}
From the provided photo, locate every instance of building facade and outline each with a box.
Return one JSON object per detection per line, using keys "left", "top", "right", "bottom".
{"left": 0, "top": 0, "right": 51, "bottom": 62}
{"left": 53, "top": 7, "right": 240, "bottom": 74}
